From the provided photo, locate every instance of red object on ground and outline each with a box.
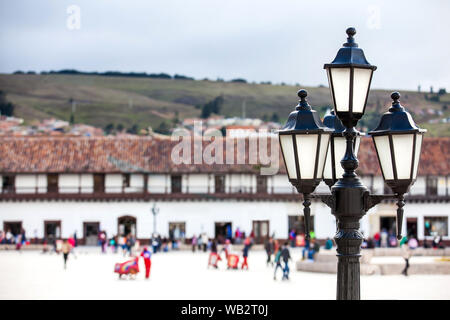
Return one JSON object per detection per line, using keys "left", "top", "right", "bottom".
{"left": 241, "top": 257, "right": 248, "bottom": 270}
{"left": 114, "top": 257, "right": 140, "bottom": 278}
{"left": 208, "top": 252, "right": 222, "bottom": 268}
{"left": 68, "top": 237, "right": 75, "bottom": 248}
{"left": 144, "top": 259, "right": 151, "bottom": 278}
{"left": 227, "top": 254, "right": 239, "bottom": 269}
{"left": 140, "top": 248, "right": 152, "bottom": 278}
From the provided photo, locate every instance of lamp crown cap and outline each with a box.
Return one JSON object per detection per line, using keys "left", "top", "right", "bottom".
{"left": 344, "top": 27, "right": 358, "bottom": 47}
{"left": 346, "top": 27, "right": 356, "bottom": 38}
{"left": 297, "top": 89, "right": 308, "bottom": 101}
{"left": 391, "top": 92, "right": 401, "bottom": 103}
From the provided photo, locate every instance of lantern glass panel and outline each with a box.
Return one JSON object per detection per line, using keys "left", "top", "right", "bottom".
{"left": 412, "top": 133, "right": 423, "bottom": 179}
{"left": 329, "top": 68, "right": 350, "bottom": 112}
{"left": 316, "top": 134, "right": 330, "bottom": 179}
{"left": 280, "top": 134, "right": 297, "bottom": 179}
{"left": 295, "top": 134, "right": 318, "bottom": 179}
{"left": 392, "top": 134, "right": 415, "bottom": 179}
{"left": 352, "top": 68, "right": 372, "bottom": 113}
{"left": 323, "top": 141, "right": 333, "bottom": 180}
{"left": 373, "top": 135, "right": 394, "bottom": 180}
{"left": 333, "top": 136, "right": 347, "bottom": 179}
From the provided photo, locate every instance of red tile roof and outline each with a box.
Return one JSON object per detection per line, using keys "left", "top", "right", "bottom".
{"left": 0, "top": 136, "right": 448, "bottom": 176}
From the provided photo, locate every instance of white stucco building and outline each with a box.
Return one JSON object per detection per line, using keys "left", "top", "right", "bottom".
{"left": 0, "top": 136, "right": 448, "bottom": 245}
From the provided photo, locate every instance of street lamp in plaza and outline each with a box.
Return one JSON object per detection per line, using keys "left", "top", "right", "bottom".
{"left": 278, "top": 27, "right": 426, "bottom": 300}
{"left": 151, "top": 203, "right": 159, "bottom": 236}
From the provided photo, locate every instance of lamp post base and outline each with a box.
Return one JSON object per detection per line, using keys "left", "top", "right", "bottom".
{"left": 332, "top": 172, "right": 367, "bottom": 300}
{"left": 335, "top": 227, "right": 363, "bottom": 300}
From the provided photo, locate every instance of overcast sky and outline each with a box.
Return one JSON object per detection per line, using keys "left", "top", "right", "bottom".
{"left": 0, "top": 0, "right": 449, "bottom": 90}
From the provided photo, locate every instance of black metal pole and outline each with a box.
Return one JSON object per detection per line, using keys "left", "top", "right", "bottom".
{"left": 303, "top": 193, "right": 311, "bottom": 241}
{"left": 331, "top": 126, "right": 368, "bottom": 300}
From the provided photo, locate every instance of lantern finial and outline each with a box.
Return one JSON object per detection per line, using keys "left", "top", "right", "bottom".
{"left": 296, "top": 89, "right": 311, "bottom": 111}
{"left": 298, "top": 89, "right": 308, "bottom": 100}
{"left": 391, "top": 91, "right": 400, "bottom": 103}
{"left": 389, "top": 91, "right": 405, "bottom": 112}
{"left": 344, "top": 27, "right": 357, "bottom": 47}
{"left": 346, "top": 27, "right": 356, "bottom": 38}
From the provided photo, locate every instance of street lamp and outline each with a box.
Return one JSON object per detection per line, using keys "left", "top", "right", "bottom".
{"left": 278, "top": 89, "right": 332, "bottom": 239}
{"left": 278, "top": 27, "right": 425, "bottom": 300}
{"left": 369, "top": 92, "right": 426, "bottom": 239}
{"left": 151, "top": 203, "right": 159, "bottom": 236}
{"left": 324, "top": 27, "right": 376, "bottom": 128}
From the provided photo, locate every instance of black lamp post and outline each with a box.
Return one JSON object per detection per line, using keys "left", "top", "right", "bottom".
{"left": 278, "top": 27, "right": 426, "bottom": 300}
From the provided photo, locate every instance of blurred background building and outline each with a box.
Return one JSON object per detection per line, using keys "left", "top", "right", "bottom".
{"left": 0, "top": 136, "right": 448, "bottom": 245}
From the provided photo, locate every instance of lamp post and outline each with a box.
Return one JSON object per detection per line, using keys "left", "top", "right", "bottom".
{"left": 278, "top": 27, "right": 426, "bottom": 300}
{"left": 151, "top": 203, "right": 159, "bottom": 236}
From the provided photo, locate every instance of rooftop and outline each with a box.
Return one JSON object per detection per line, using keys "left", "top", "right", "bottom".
{"left": 0, "top": 136, "right": 448, "bottom": 176}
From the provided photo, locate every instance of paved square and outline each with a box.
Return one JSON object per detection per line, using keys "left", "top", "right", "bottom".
{"left": 0, "top": 248, "right": 449, "bottom": 300}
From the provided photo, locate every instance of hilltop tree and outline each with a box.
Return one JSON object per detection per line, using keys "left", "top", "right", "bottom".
{"left": 104, "top": 123, "right": 114, "bottom": 135}
{"left": 172, "top": 111, "right": 180, "bottom": 125}
{"left": 127, "top": 124, "right": 139, "bottom": 134}
{"left": 154, "top": 121, "right": 171, "bottom": 135}
{"left": 201, "top": 95, "right": 224, "bottom": 119}
{"left": 0, "top": 91, "right": 14, "bottom": 117}
{"left": 271, "top": 112, "right": 280, "bottom": 123}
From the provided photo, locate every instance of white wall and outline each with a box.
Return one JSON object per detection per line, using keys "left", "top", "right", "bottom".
{"left": 105, "top": 174, "right": 122, "bottom": 193}
{"left": 226, "top": 174, "right": 254, "bottom": 193}
{"left": 1, "top": 199, "right": 447, "bottom": 241}
{"left": 438, "top": 176, "right": 447, "bottom": 196}
{"left": 0, "top": 199, "right": 339, "bottom": 240}
{"left": 269, "top": 175, "right": 295, "bottom": 194}
{"left": 80, "top": 174, "right": 93, "bottom": 193}
{"left": 59, "top": 174, "right": 80, "bottom": 193}
{"left": 124, "top": 174, "right": 144, "bottom": 193}
{"left": 410, "top": 176, "right": 426, "bottom": 195}
{"left": 372, "top": 176, "right": 385, "bottom": 194}
{"left": 183, "top": 174, "right": 209, "bottom": 193}
{"left": 148, "top": 174, "right": 168, "bottom": 193}
{"left": 15, "top": 175, "right": 38, "bottom": 193}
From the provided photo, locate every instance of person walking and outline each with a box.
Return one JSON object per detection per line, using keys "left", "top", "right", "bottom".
{"left": 241, "top": 239, "right": 251, "bottom": 270}
{"left": 273, "top": 245, "right": 283, "bottom": 280}
{"left": 401, "top": 240, "right": 412, "bottom": 276}
{"left": 264, "top": 237, "right": 274, "bottom": 266}
{"left": 222, "top": 239, "right": 232, "bottom": 260}
{"left": 201, "top": 233, "right": 208, "bottom": 252}
{"left": 62, "top": 239, "right": 72, "bottom": 270}
{"left": 324, "top": 237, "right": 333, "bottom": 250}
{"left": 289, "top": 229, "right": 296, "bottom": 248}
{"left": 140, "top": 247, "right": 152, "bottom": 279}
{"left": 191, "top": 234, "right": 198, "bottom": 252}
{"left": 281, "top": 242, "right": 291, "bottom": 280}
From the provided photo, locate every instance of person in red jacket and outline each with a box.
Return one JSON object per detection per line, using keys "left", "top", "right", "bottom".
{"left": 140, "top": 247, "right": 152, "bottom": 279}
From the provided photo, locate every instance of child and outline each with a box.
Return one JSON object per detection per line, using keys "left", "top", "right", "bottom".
{"left": 140, "top": 247, "right": 152, "bottom": 279}
{"left": 281, "top": 242, "right": 291, "bottom": 280}
{"left": 241, "top": 238, "right": 251, "bottom": 270}
{"left": 273, "top": 246, "right": 283, "bottom": 280}
{"left": 61, "top": 240, "right": 72, "bottom": 270}
{"left": 222, "top": 239, "right": 232, "bottom": 260}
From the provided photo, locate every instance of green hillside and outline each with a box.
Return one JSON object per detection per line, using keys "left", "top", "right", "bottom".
{"left": 0, "top": 73, "right": 448, "bottom": 136}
